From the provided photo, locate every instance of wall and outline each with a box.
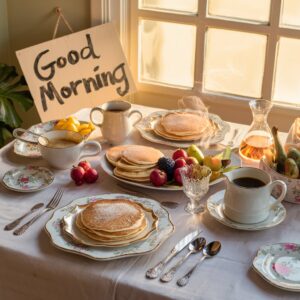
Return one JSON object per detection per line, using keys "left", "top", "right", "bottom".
{"left": 0, "top": 0, "right": 91, "bottom": 128}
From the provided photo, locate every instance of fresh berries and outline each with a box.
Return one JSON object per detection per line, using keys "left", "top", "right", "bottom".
{"left": 157, "top": 157, "right": 175, "bottom": 181}
{"left": 71, "top": 166, "right": 85, "bottom": 182}
{"left": 174, "top": 168, "right": 183, "bottom": 185}
{"left": 84, "top": 168, "right": 99, "bottom": 183}
{"left": 70, "top": 161, "right": 98, "bottom": 185}
{"left": 78, "top": 160, "right": 91, "bottom": 171}
{"left": 172, "top": 149, "right": 188, "bottom": 161}
{"left": 174, "top": 158, "right": 187, "bottom": 170}
{"left": 150, "top": 169, "right": 167, "bottom": 186}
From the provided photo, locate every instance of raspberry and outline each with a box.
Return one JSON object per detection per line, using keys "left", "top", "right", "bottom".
{"left": 157, "top": 157, "right": 175, "bottom": 181}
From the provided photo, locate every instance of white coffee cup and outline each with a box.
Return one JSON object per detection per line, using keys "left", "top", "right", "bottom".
{"left": 38, "top": 130, "right": 101, "bottom": 169}
{"left": 223, "top": 167, "right": 287, "bottom": 224}
{"left": 90, "top": 100, "right": 142, "bottom": 145}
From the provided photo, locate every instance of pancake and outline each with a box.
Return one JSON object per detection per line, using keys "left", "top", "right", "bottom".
{"left": 154, "top": 121, "right": 204, "bottom": 141}
{"left": 105, "top": 145, "right": 134, "bottom": 166}
{"left": 114, "top": 168, "right": 151, "bottom": 182}
{"left": 76, "top": 212, "right": 147, "bottom": 241}
{"left": 116, "top": 159, "right": 156, "bottom": 171}
{"left": 160, "top": 112, "right": 209, "bottom": 136}
{"left": 80, "top": 199, "right": 145, "bottom": 232}
{"left": 122, "top": 146, "right": 163, "bottom": 165}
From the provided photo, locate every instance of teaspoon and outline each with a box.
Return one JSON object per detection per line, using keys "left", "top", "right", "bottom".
{"left": 177, "top": 241, "right": 221, "bottom": 287}
{"left": 160, "top": 237, "right": 206, "bottom": 282}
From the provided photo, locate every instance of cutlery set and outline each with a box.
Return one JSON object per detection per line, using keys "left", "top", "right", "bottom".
{"left": 4, "top": 188, "right": 63, "bottom": 235}
{"left": 146, "top": 230, "right": 221, "bottom": 287}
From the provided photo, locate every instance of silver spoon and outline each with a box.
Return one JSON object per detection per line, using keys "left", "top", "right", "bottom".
{"left": 177, "top": 240, "right": 222, "bottom": 287}
{"left": 4, "top": 203, "right": 44, "bottom": 231}
{"left": 160, "top": 237, "right": 206, "bottom": 282}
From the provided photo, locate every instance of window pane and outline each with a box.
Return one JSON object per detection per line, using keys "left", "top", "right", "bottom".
{"left": 280, "top": 0, "right": 300, "bottom": 29}
{"left": 207, "top": 0, "right": 271, "bottom": 24}
{"left": 139, "top": 0, "right": 198, "bottom": 15}
{"left": 203, "top": 28, "right": 267, "bottom": 98}
{"left": 272, "top": 37, "right": 300, "bottom": 106}
{"left": 138, "top": 20, "right": 196, "bottom": 88}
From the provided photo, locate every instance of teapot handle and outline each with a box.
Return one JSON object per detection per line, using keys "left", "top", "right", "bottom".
{"left": 269, "top": 180, "right": 287, "bottom": 209}
{"left": 90, "top": 107, "right": 104, "bottom": 127}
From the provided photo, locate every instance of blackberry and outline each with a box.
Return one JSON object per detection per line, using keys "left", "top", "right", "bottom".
{"left": 157, "top": 157, "right": 175, "bottom": 181}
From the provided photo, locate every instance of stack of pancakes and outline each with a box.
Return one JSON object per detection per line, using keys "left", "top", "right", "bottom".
{"left": 75, "top": 199, "right": 149, "bottom": 245}
{"left": 154, "top": 111, "right": 211, "bottom": 141}
{"left": 106, "top": 145, "right": 164, "bottom": 182}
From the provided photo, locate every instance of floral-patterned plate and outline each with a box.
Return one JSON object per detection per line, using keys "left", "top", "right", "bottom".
{"left": 45, "top": 194, "right": 174, "bottom": 261}
{"left": 253, "top": 243, "right": 300, "bottom": 292}
{"left": 136, "top": 110, "right": 230, "bottom": 148}
{"left": 2, "top": 166, "right": 54, "bottom": 192}
{"left": 14, "top": 120, "right": 57, "bottom": 158}
{"left": 206, "top": 190, "right": 286, "bottom": 231}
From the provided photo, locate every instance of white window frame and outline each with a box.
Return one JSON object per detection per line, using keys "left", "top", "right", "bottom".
{"left": 91, "top": 0, "right": 300, "bottom": 131}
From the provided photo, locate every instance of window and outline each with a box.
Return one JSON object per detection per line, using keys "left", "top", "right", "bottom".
{"left": 128, "top": 0, "right": 300, "bottom": 107}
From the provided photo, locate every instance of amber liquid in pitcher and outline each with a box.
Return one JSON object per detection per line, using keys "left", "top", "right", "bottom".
{"left": 239, "top": 131, "right": 274, "bottom": 161}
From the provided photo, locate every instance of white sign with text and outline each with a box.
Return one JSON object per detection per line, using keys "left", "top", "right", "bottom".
{"left": 16, "top": 23, "right": 136, "bottom": 122}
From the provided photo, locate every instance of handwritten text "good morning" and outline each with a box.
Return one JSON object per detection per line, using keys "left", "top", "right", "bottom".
{"left": 34, "top": 34, "right": 129, "bottom": 111}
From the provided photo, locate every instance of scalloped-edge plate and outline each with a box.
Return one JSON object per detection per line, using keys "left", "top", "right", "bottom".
{"left": 45, "top": 193, "right": 174, "bottom": 261}
{"left": 136, "top": 110, "right": 230, "bottom": 148}
{"left": 253, "top": 243, "right": 300, "bottom": 292}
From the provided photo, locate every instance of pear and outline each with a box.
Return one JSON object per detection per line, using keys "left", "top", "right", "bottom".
{"left": 287, "top": 147, "right": 300, "bottom": 170}
{"left": 187, "top": 144, "right": 204, "bottom": 164}
{"left": 284, "top": 158, "right": 299, "bottom": 179}
{"left": 272, "top": 127, "right": 287, "bottom": 174}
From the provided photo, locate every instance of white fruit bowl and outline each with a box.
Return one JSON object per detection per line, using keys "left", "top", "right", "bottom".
{"left": 259, "top": 158, "right": 300, "bottom": 204}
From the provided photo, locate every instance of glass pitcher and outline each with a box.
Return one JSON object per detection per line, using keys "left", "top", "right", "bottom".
{"left": 239, "top": 99, "right": 274, "bottom": 162}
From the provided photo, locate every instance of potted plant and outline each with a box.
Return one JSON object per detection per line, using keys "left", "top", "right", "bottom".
{"left": 0, "top": 63, "right": 33, "bottom": 147}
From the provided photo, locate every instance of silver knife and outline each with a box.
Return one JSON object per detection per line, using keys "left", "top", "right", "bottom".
{"left": 146, "top": 229, "right": 202, "bottom": 279}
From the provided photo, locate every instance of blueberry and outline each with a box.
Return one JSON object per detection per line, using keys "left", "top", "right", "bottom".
{"left": 157, "top": 157, "right": 175, "bottom": 181}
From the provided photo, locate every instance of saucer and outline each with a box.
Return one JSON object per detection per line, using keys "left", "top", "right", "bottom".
{"left": 2, "top": 166, "right": 54, "bottom": 192}
{"left": 206, "top": 190, "right": 286, "bottom": 231}
{"left": 253, "top": 243, "right": 300, "bottom": 292}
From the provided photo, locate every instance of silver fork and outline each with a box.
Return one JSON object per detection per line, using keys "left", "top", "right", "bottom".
{"left": 13, "top": 188, "right": 64, "bottom": 236}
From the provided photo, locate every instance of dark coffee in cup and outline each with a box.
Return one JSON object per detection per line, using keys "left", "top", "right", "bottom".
{"left": 232, "top": 177, "right": 266, "bottom": 188}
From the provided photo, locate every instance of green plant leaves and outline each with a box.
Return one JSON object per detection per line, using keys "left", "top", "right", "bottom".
{"left": 0, "top": 64, "right": 33, "bottom": 147}
{"left": 0, "top": 123, "right": 12, "bottom": 147}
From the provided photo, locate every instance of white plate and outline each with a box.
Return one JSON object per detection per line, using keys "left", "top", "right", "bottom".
{"left": 62, "top": 203, "right": 158, "bottom": 247}
{"left": 2, "top": 166, "right": 54, "bottom": 192}
{"left": 206, "top": 190, "right": 286, "bottom": 231}
{"left": 45, "top": 193, "right": 174, "bottom": 261}
{"left": 253, "top": 243, "right": 300, "bottom": 292}
{"left": 136, "top": 110, "right": 230, "bottom": 148}
{"left": 100, "top": 151, "right": 241, "bottom": 191}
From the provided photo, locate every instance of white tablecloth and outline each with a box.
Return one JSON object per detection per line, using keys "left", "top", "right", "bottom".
{"left": 0, "top": 105, "right": 298, "bottom": 300}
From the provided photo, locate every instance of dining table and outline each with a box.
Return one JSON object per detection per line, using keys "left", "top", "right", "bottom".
{"left": 0, "top": 104, "right": 298, "bottom": 300}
